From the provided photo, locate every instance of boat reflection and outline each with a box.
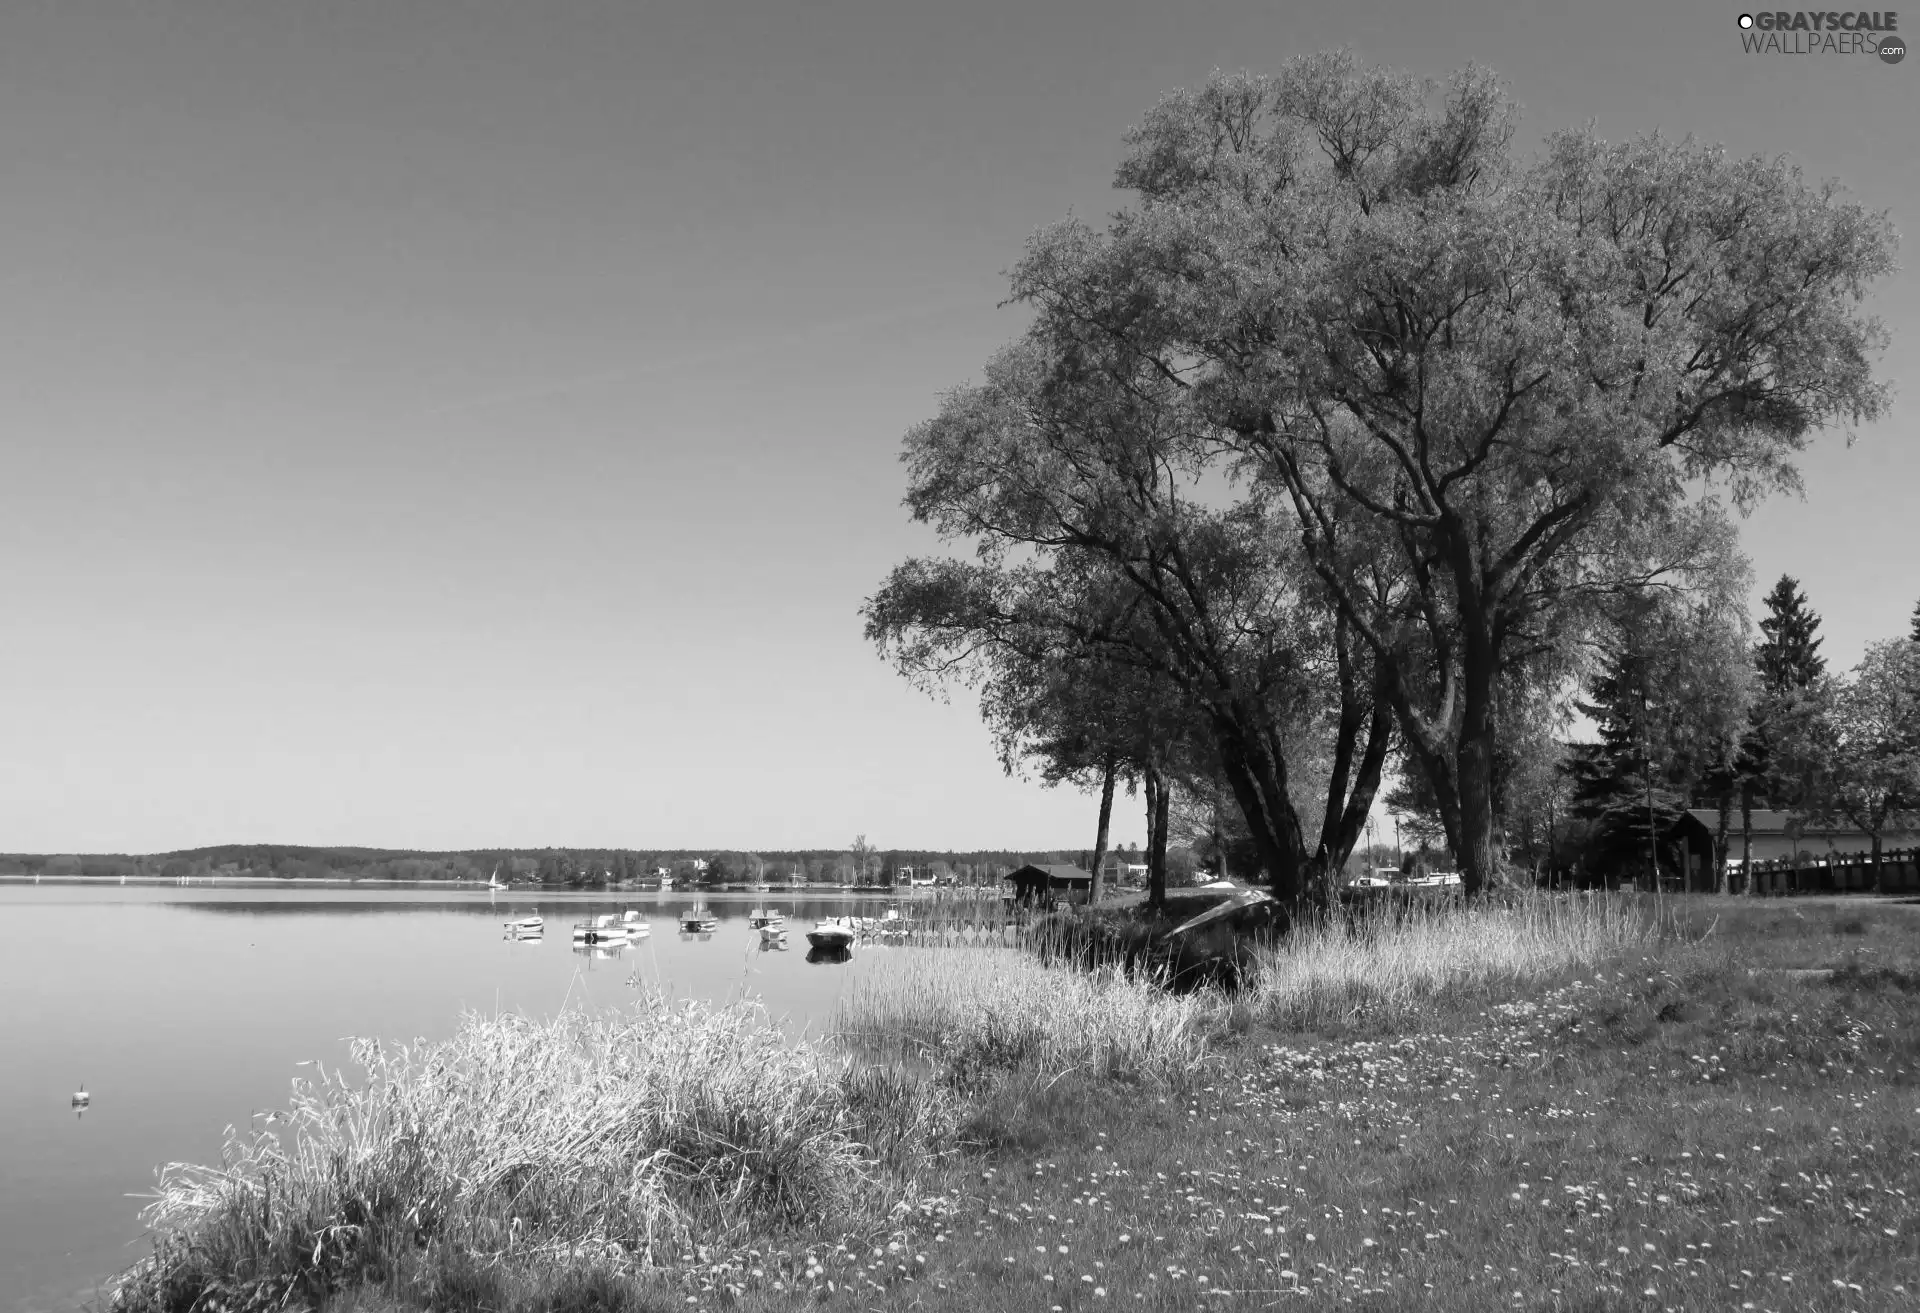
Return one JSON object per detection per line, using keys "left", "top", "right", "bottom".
{"left": 571, "top": 942, "right": 626, "bottom": 962}
{"left": 805, "top": 944, "right": 852, "bottom": 965}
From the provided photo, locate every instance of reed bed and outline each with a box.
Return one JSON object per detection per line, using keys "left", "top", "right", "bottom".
{"left": 834, "top": 945, "right": 1212, "bottom": 1090}
{"left": 112, "top": 995, "right": 938, "bottom": 1313}
{"left": 1247, "top": 891, "right": 1652, "bottom": 1027}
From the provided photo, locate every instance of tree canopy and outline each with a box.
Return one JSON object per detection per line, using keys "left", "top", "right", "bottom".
{"left": 871, "top": 50, "right": 1894, "bottom": 896}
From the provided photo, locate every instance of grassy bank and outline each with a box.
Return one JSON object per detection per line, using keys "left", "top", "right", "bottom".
{"left": 111, "top": 896, "right": 1919, "bottom": 1312}
{"left": 110, "top": 996, "right": 955, "bottom": 1313}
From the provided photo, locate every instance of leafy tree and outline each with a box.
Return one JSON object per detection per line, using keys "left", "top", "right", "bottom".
{"left": 999, "top": 53, "right": 1894, "bottom": 894}
{"left": 868, "top": 358, "right": 1394, "bottom": 905}
{"left": 850, "top": 836, "right": 877, "bottom": 885}
{"left": 1788, "top": 640, "right": 1920, "bottom": 889}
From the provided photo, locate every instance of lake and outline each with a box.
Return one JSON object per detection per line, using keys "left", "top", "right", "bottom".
{"left": 0, "top": 881, "right": 976, "bottom": 1313}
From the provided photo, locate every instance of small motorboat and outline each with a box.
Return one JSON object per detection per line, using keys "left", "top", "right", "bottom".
{"left": 572, "top": 913, "right": 632, "bottom": 945}
{"left": 618, "top": 910, "right": 650, "bottom": 938}
{"left": 504, "top": 916, "right": 544, "bottom": 933}
{"left": 679, "top": 907, "right": 718, "bottom": 934}
{"left": 805, "top": 918, "right": 854, "bottom": 950}
{"left": 873, "top": 903, "right": 911, "bottom": 938}
{"left": 747, "top": 908, "right": 784, "bottom": 929}
{"left": 758, "top": 923, "right": 787, "bottom": 944}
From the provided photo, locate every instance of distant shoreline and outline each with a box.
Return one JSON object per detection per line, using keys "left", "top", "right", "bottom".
{"left": 0, "top": 875, "right": 1002, "bottom": 894}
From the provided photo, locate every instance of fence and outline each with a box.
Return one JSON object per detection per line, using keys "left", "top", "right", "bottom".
{"left": 1739, "top": 847, "right": 1920, "bottom": 897}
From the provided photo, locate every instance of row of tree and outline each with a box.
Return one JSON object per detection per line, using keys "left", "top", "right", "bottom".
{"left": 865, "top": 51, "right": 1896, "bottom": 905}
{"left": 1556, "top": 582, "right": 1920, "bottom": 887}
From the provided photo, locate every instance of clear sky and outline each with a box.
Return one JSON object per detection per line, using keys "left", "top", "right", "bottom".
{"left": 0, "top": 1, "right": 1912, "bottom": 854}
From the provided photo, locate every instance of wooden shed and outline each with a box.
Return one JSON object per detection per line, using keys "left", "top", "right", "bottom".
{"left": 1005, "top": 863, "right": 1093, "bottom": 906}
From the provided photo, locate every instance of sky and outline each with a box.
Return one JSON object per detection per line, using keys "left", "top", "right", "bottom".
{"left": 0, "top": 1, "right": 1913, "bottom": 855}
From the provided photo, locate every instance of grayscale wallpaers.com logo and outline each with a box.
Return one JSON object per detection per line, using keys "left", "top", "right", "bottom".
{"left": 1737, "top": 11, "right": 1905, "bottom": 60}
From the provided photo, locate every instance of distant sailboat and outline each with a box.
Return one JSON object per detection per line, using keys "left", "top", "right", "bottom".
{"left": 486, "top": 865, "right": 506, "bottom": 890}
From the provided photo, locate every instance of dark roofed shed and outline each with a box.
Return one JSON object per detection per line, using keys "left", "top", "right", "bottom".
{"left": 1005, "top": 863, "right": 1093, "bottom": 904}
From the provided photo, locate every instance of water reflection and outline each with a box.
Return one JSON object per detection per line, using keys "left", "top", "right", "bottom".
{"left": 806, "top": 945, "right": 852, "bottom": 965}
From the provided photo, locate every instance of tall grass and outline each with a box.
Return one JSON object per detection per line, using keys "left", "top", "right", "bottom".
{"left": 110, "top": 894, "right": 1661, "bottom": 1312}
{"left": 1247, "top": 891, "right": 1651, "bottom": 1028}
{"left": 834, "top": 946, "right": 1211, "bottom": 1090}
{"left": 112, "top": 995, "right": 943, "bottom": 1312}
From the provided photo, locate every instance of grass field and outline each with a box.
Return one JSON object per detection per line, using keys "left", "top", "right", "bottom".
{"left": 113, "top": 895, "right": 1920, "bottom": 1313}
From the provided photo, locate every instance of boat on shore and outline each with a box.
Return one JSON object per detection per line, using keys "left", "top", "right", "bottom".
{"left": 805, "top": 917, "right": 854, "bottom": 950}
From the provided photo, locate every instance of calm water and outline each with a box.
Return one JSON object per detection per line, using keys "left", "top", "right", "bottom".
{"left": 0, "top": 881, "right": 956, "bottom": 1313}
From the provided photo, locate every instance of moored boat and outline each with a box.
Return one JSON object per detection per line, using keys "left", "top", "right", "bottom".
{"left": 572, "top": 913, "right": 632, "bottom": 945}
{"left": 679, "top": 907, "right": 718, "bottom": 934}
{"left": 504, "top": 915, "right": 544, "bottom": 933}
{"left": 805, "top": 917, "right": 854, "bottom": 950}
{"left": 618, "top": 910, "right": 650, "bottom": 938}
{"left": 747, "top": 907, "right": 784, "bottom": 929}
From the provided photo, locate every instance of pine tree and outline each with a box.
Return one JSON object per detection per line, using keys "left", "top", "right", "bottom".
{"left": 1566, "top": 642, "right": 1689, "bottom": 885}
{"left": 1723, "top": 576, "right": 1830, "bottom": 888}
{"left": 1909, "top": 597, "right": 1920, "bottom": 645}
{"left": 1755, "top": 575, "right": 1826, "bottom": 694}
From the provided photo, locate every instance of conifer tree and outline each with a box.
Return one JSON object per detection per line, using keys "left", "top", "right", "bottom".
{"left": 1567, "top": 642, "right": 1689, "bottom": 884}
{"left": 1727, "top": 575, "right": 1829, "bottom": 887}
{"left": 1756, "top": 576, "right": 1827, "bottom": 694}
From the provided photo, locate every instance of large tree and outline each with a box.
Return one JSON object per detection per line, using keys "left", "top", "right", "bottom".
{"left": 1001, "top": 53, "right": 1895, "bottom": 894}
{"left": 866, "top": 355, "right": 1394, "bottom": 905}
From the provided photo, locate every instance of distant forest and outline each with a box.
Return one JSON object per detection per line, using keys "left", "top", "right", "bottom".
{"left": 0, "top": 844, "right": 1146, "bottom": 887}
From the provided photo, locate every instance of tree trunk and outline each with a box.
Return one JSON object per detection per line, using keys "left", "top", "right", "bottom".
{"left": 1150, "top": 769, "right": 1171, "bottom": 907}
{"left": 1090, "top": 753, "right": 1117, "bottom": 907}
{"left": 1872, "top": 831, "right": 1884, "bottom": 895}
{"left": 1144, "top": 763, "right": 1167, "bottom": 910}
{"left": 1714, "top": 786, "right": 1732, "bottom": 895}
{"left": 1454, "top": 731, "right": 1500, "bottom": 898}
{"left": 1212, "top": 712, "right": 1308, "bottom": 903}
{"left": 1740, "top": 783, "right": 1753, "bottom": 897}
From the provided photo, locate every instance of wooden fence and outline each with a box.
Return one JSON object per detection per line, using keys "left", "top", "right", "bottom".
{"left": 1740, "top": 847, "right": 1920, "bottom": 897}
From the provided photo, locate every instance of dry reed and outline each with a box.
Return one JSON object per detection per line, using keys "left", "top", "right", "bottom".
{"left": 834, "top": 946, "right": 1211, "bottom": 1089}
{"left": 113, "top": 994, "right": 925, "bottom": 1311}
{"left": 1248, "top": 892, "right": 1652, "bottom": 1026}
